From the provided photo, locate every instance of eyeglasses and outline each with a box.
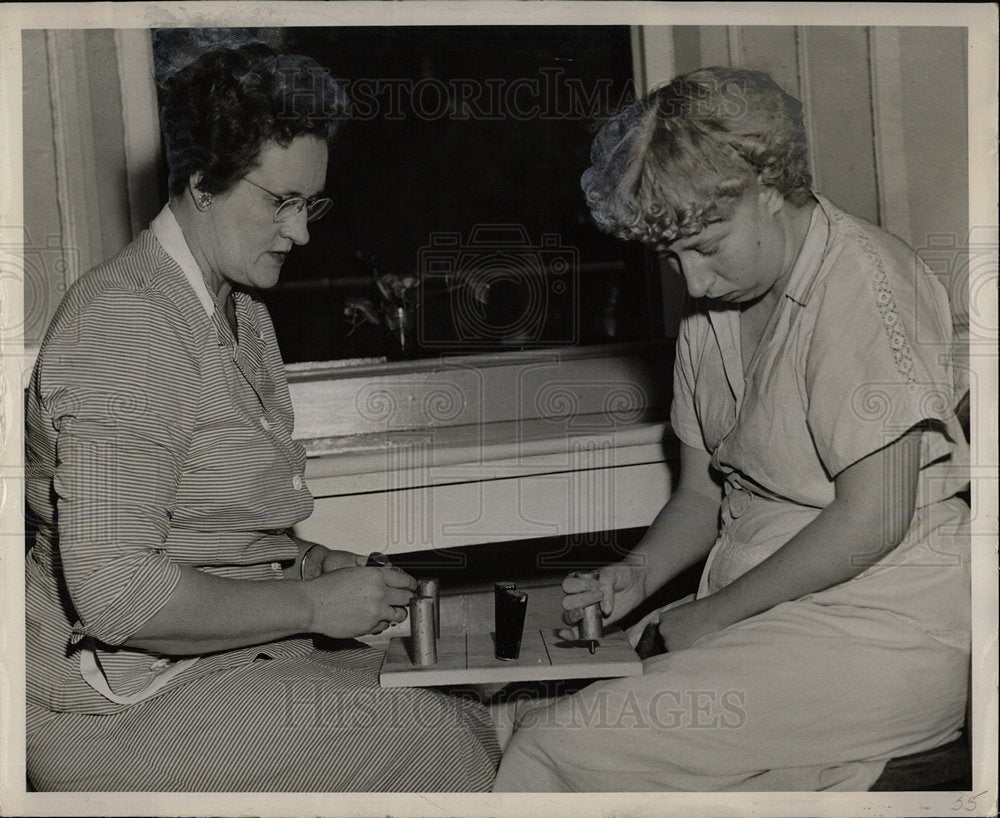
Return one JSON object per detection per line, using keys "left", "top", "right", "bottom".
{"left": 241, "top": 177, "right": 333, "bottom": 223}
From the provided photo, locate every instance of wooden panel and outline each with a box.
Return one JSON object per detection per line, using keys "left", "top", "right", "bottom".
{"left": 294, "top": 460, "right": 671, "bottom": 553}
{"left": 114, "top": 29, "right": 165, "bottom": 238}
{"left": 897, "top": 28, "right": 968, "bottom": 257}
{"left": 289, "top": 342, "right": 671, "bottom": 441}
{"left": 20, "top": 30, "right": 63, "bottom": 351}
{"left": 799, "top": 27, "right": 879, "bottom": 223}
{"left": 737, "top": 26, "right": 801, "bottom": 98}
{"left": 696, "top": 26, "right": 731, "bottom": 68}
{"left": 83, "top": 30, "right": 130, "bottom": 257}
{"left": 671, "top": 26, "right": 703, "bottom": 76}
{"left": 380, "top": 628, "right": 642, "bottom": 687}
{"left": 632, "top": 26, "right": 675, "bottom": 91}
{"left": 869, "top": 27, "right": 911, "bottom": 242}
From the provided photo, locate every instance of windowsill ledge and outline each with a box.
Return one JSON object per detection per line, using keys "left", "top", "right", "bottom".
{"left": 302, "top": 412, "right": 675, "bottom": 495}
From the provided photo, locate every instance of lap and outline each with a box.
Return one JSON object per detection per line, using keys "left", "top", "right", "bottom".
{"left": 495, "top": 601, "right": 968, "bottom": 791}
{"left": 28, "top": 643, "right": 500, "bottom": 792}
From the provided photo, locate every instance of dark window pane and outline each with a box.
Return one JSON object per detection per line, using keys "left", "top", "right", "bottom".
{"left": 154, "top": 27, "right": 656, "bottom": 363}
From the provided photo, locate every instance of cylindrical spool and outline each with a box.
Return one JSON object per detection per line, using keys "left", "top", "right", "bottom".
{"left": 573, "top": 571, "right": 603, "bottom": 641}
{"left": 494, "top": 581, "right": 517, "bottom": 639}
{"left": 494, "top": 589, "right": 529, "bottom": 661}
{"left": 408, "top": 596, "right": 437, "bottom": 666}
{"left": 417, "top": 577, "right": 440, "bottom": 638}
{"left": 579, "top": 603, "right": 604, "bottom": 641}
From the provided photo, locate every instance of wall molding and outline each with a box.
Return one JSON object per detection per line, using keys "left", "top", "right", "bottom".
{"left": 794, "top": 26, "right": 820, "bottom": 192}
{"left": 631, "top": 25, "right": 675, "bottom": 93}
{"left": 868, "top": 26, "right": 912, "bottom": 243}
{"left": 114, "top": 29, "right": 164, "bottom": 238}
{"left": 45, "top": 30, "right": 103, "bottom": 281}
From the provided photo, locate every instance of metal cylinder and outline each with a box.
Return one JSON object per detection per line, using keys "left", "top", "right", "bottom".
{"left": 579, "top": 602, "right": 604, "bottom": 641}
{"left": 573, "top": 571, "right": 603, "bottom": 642}
{"left": 408, "top": 596, "right": 437, "bottom": 666}
{"left": 417, "top": 577, "right": 440, "bottom": 638}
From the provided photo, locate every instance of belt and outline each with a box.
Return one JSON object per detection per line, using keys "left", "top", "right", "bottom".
{"left": 723, "top": 473, "right": 789, "bottom": 517}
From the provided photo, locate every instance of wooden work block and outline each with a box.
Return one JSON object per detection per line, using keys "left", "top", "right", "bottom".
{"left": 380, "top": 628, "right": 642, "bottom": 688}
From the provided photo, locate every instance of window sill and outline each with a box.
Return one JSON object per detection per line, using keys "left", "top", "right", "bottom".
{"left": 289, "top": 342, "right": 676, "bottom": 552}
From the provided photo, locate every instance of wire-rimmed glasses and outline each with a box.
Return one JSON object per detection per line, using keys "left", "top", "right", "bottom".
{"left": 241, "top": 176, "right": 333, "bottom": 223}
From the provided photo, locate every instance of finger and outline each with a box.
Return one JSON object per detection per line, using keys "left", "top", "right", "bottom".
{"left": 562, "top": 607, "right": 583, "bottom": 626}
{"left": 561, "top": 574, "right": 597, "bottom": 594}
{"left": 392, "top": 606, "right": 408, "bottom": 625}
{"left": 599, "top": 582, "right": 615, "bottom": 616}
{"left": 381, "top": 567, "right": 418, "bottom": 591}
{"left": 386, "top": 587, "right": 417, "bottom": 608}
{"left": 375, "top": 604, "right": 401, "bottom": 629}
{"left": 561, "top": 590, "right": 602, "bottom": 612}
{"left": 558, "top": 625, "right": 579, "bottom": 641}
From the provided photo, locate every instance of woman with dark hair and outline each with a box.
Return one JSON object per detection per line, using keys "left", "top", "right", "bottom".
{"left": 494, "top": 68, "right": 970, "bottom": 792}
{"left": 25, "top": 44, "right": 499, "bottom": 792}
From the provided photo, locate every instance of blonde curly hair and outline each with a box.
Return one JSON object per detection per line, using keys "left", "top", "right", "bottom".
{"left": 581, "top": 67, "right": 812, "bottom": 246}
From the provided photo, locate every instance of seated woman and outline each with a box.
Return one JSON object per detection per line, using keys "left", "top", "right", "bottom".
{"left": 25, "top": 44, "right": 499, "bottom": 792}
{"left": 494, "top": 67, "right": 970, "bottom": 792}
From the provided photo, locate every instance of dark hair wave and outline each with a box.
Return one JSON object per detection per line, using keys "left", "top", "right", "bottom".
{"left": 159, "top": 43, "right": 349, "bottom": 197}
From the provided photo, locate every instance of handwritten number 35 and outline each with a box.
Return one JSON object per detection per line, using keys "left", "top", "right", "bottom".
{"left": 951, "top": 791, "right": 987, "bottom": 812}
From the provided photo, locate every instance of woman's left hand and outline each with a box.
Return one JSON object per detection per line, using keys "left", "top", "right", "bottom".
{"left": 656, "top": 599, "right": 728, "bottom": 652}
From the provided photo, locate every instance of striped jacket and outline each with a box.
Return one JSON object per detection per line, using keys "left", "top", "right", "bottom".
{"left": 25, "top": 212, "right": 316, "bottom": 714}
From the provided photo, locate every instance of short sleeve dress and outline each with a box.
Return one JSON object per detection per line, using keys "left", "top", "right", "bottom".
{"left": 494, "top": 195, "right": 970, "bottom": 792}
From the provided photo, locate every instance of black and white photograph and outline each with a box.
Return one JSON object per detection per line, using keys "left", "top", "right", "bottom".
{"left": 0, "top": 3, "right": 996, "bottom": 817}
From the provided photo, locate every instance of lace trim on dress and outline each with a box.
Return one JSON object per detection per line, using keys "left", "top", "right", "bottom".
{"left": 829, "top": 209, "right": 917, "bottom": 388}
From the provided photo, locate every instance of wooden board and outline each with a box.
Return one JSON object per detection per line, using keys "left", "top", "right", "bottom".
{"left": 380, "top": 628, "right": 642, "bottom": 688}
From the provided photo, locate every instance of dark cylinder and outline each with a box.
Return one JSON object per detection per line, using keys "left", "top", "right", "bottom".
{"left": 494, "top": 581, "right": 517, "bottom": 646}
{"left": 494, "top": 588, "right": 528, "bottom": 661}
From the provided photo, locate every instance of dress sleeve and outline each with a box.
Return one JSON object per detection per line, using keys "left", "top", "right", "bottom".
{"left": 670, "top": 302, "right": 708, "bottom": 452}
{"left": 804, "top": 243, "right": 960, "bottom": 478}
{"left": 37, "top": 287, "right": 201, "bottom": 646}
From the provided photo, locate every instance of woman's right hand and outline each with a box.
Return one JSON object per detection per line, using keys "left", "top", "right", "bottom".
{"left": 302, "top": 566, "right": 418, "bottom": 638}
{"left": 559, "top": 562, "right": 647, "bottom": 637}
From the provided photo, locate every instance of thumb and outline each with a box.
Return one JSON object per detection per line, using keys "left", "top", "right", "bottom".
{"left": 599, "top": 579, "right": 615, "bottom": 616}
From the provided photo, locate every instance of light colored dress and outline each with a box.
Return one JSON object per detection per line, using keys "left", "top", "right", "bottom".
{"left": 494, "top": 194, "right": 970, "bottom": 792}
{"left": 25, "top": 205, "right": 500, "bottom": 791}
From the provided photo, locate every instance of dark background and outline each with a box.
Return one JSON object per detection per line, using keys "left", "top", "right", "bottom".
{"left": 155, "top": 27, "right": 661, "bottom": 363}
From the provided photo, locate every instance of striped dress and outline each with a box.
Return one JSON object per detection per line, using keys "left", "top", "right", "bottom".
{"left": 24, "top": 206, "right": 499, "bottom": 791}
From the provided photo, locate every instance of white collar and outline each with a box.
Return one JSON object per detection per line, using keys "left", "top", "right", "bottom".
{"left": 150, "top": 203, "right": 215, "bottom": 317}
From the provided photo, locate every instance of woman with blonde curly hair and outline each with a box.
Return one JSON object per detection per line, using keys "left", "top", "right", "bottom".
{"left": 494, "top": 68, "right": 969, "bottom": 792}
